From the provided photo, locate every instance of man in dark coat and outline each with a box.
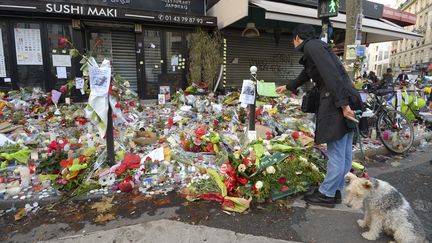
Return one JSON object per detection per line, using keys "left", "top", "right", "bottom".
{"left": 277, "top": 24, "right": 362, "bottom": 208}
{"left": 396, "top": 70, "right": 409, "bottom": 86}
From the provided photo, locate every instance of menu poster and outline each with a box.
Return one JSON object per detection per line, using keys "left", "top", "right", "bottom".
{"left": 14, "top": 28, "right": 43, "bottom": 65}
{"left": 0, "top": 31, "right": 6, "bottom": 77}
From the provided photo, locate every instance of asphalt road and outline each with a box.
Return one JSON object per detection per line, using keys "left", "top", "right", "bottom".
{"left": 1, "top": 146, "right": 431, "bottom": 243}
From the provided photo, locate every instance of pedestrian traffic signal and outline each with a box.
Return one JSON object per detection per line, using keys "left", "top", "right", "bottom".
{"left": 318, "top": 0, "right": 339, "bottom": 18}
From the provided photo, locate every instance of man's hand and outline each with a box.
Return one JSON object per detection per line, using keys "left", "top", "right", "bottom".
{"left": 276, "top": 85, "right": 287, "bottom": 94}
{"left": 342, "top": 105, "right": 358, "bottom": 123}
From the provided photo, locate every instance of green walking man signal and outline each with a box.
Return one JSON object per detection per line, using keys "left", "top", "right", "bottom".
{"left": 318, "top": 0, "right": 339, "bottom": 18}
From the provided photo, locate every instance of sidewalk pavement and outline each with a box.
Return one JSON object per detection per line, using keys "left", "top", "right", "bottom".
{"left": 42, "top": 219, "right": 300, "bottom": 243}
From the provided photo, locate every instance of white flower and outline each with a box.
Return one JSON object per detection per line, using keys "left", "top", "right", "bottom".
{"left": 310, "top": 163, "right": 319, "bottom": 172}
{"left": 266, "top": 166, "right": 276, "bottom": 174}
{"left": 299, "top": 156, "right": 308, "bottom": 163}
{"left": 266, "top": 144, "right": 272, "bottom": 151}
{"left": 124, "top": 81, "right": 130, "bottom": 88}
{"left": 63, "top": 144, "right": 70, "bottom": 152}
{"left": 238, "top": 164, "right": 247, "bottom": 173}
{"left": 125, "top": 90, "right": 131, "bottom": 95}
{"left": 255, "top": 181, "right": 263, "bottom": 190}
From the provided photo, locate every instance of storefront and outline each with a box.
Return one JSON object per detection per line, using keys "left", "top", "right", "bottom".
{"left": 0, "top": 0, "right": 216, "bottom": 99}
{"left": 208, "top": 0, "right": 422, "bottom": 88}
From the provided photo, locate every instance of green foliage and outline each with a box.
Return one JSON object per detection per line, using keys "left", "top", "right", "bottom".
{"left": 36, "top": 151, "right": 68, "bottom": 174}
{"left": 188, "top": 28, "right": 223, "bottom": 90}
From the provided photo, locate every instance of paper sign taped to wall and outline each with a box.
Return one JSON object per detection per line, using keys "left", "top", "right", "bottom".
{"left": 56, "top": 67, "right": 67, "bottom": 79}
{"left": 52, "top": 54, "right": 71, "bottom": 67}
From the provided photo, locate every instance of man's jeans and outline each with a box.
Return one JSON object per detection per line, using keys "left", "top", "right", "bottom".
{"left": 319, "top": 132, "right": 354, "bottom": 197}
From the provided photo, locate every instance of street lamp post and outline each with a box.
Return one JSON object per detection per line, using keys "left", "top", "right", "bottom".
{"left": 248, "top": 66, "right": 258, "bottom": 133}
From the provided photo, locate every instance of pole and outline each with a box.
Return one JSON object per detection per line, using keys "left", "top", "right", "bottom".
{"left": 320, "top": 17, "right": 330, "bottom": 43}
{"left": 106, "top": 103, "right": 115, "bottom": 166}
{"left": 344, "top": 0, "right": 363, "bottom": 79}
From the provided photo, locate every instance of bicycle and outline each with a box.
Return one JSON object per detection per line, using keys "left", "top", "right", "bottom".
{"left": 360, "top": 86, "right": 414, "bottom": 154}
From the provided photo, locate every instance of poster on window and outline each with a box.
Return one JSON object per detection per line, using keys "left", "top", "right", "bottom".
{"left": 14, "top": 28, "right": 43, "bottom": 65}
{"left": 0, "top": 31, "right": 6, "bottom": 77}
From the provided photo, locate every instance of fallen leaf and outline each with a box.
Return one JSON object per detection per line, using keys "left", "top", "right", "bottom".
{"left": 154, "top": 198, "right": 170, "bottom": 206}
{"left": 14, "top": 208, "right": 27, "bottom": 221}
{"left": 94, "top": 213, "right": 116, "bottom": 223}
{"left": 91, "top": 196, "right": 114, "bottom": 213}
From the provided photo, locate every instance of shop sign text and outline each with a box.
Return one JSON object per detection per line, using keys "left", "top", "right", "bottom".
{"left": 46, "top": 3, "right": 118, "bottom": 18}
{"left": 161, "top": 0, "right": 191, "bottom": 10}
{"left": 102, "top": 0, "right": 131, "bottom": 5}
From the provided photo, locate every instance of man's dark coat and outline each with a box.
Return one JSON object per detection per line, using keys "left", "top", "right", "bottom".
{"left": 286, "top": 39, "right": 363, "bottom": 144}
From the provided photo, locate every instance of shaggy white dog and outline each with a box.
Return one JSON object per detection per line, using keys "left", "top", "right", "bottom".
{"left": 343, "top": 173, "right": 428, "bottom": 243}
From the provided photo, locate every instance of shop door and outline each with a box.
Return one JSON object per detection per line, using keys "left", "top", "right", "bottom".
{"left": 141, "top": 29, "right": 187, "bottom": 99}
{"left": 12, "top": 23, "right": 46, "bottom": 89}
{"left": 87, "top": 30, "right": 138, "bottom": 92}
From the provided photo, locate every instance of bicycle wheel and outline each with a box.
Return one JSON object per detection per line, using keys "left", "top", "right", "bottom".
{"left": 376, "top": 110, "right": 414, "bottom": 154}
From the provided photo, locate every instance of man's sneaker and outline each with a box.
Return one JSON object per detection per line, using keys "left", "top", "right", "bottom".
{"left": 303, "top": 190, "right": 336, "bottom": 208}
{"left": 335, "top": 190, "right": 342, "bottom": 204}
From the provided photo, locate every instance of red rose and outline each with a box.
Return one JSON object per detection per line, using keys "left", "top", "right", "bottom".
{"left": 206, "top": 143, "right": 215, "bottom": 153}
{"left": 59, "top": 37, "right": 68, "bottom": 47}
{"left": 255, "top": 107, "right": 262, "bottom": 118}
{"left": 213, "top": 120, "right": 219, "bottom": 127}
{"left": 252, "top": 184, "right": 258, "bottom": 193}
{"left": 60, "top": 158, "right": 73, "bottom": 168}
{"left": 115, "top": 103, "right": 122, "bottom": 109}
{"left": 236, "top": 176, "right": 248, "bottom": 185}
{"left": 224, "top": 177, "right": 236, "bottom": 192}
{"left": 195, "top": 126, "right": 207, "bottom": 139}
{"left": 60, "top": 85, "right": 67, "bottom": 94}
{"left": 129, "top": 101, "right": 135, "bottom": 107}
{"left": 242, "top": 158, "right": 251, "bottom": 166}
{"left": 278, "top": 176, "right": 286, "bottom": 185}
{"left": 118, "top": 179, "right": 133, "bottom": 192}
{"left": 112, "top": 113, "right": 118, "bottom": 118}
{"left": 292, "top": 132, "right": 300, "bottom": 139}
{"left": 266, "top": 131, "right": 272, "bottom": 140}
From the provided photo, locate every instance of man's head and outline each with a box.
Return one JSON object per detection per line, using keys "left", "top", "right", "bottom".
{"left": 291, "top": 24, "right": 317, "bottom": 48}
{"left": 386, "top": 68, "right": 392, "bottom": 74}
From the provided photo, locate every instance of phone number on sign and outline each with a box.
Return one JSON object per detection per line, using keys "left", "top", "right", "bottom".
{"left": 157, "top": 14, "right": 204, "bottom": 24}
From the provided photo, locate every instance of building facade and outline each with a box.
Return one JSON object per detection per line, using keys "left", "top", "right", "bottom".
{"left": 367, "top": 42, "right": 392, "bottom": 78}
{"left": 390, "top": 0, "right": 432, "bottom": 76}
{"left": 0, "top": 0, "right": 216, "bottom": 99}
{"left": 366, "top": 0, "right": 407, "bottom": 78}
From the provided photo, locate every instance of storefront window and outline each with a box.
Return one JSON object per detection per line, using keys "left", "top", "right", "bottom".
{"left": 0, "top": 21, "right": 11, "bottom": 88}
{"left": 142, "top": 30, "right": 188, "bottom": 98}
{"left": 47, "top": 23, "right": 73, "bottom": 90}
{"left": 14, "top": 23, "right": 44, "bottom": 89}
{"left": 143, "top": 30, "right": 162, "bottom": 96}
{"left": 166, "top": 32, "right": 184, "bottom": 74}
{"left": 89, "top": 31, "right": 113, "bottom": 63}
